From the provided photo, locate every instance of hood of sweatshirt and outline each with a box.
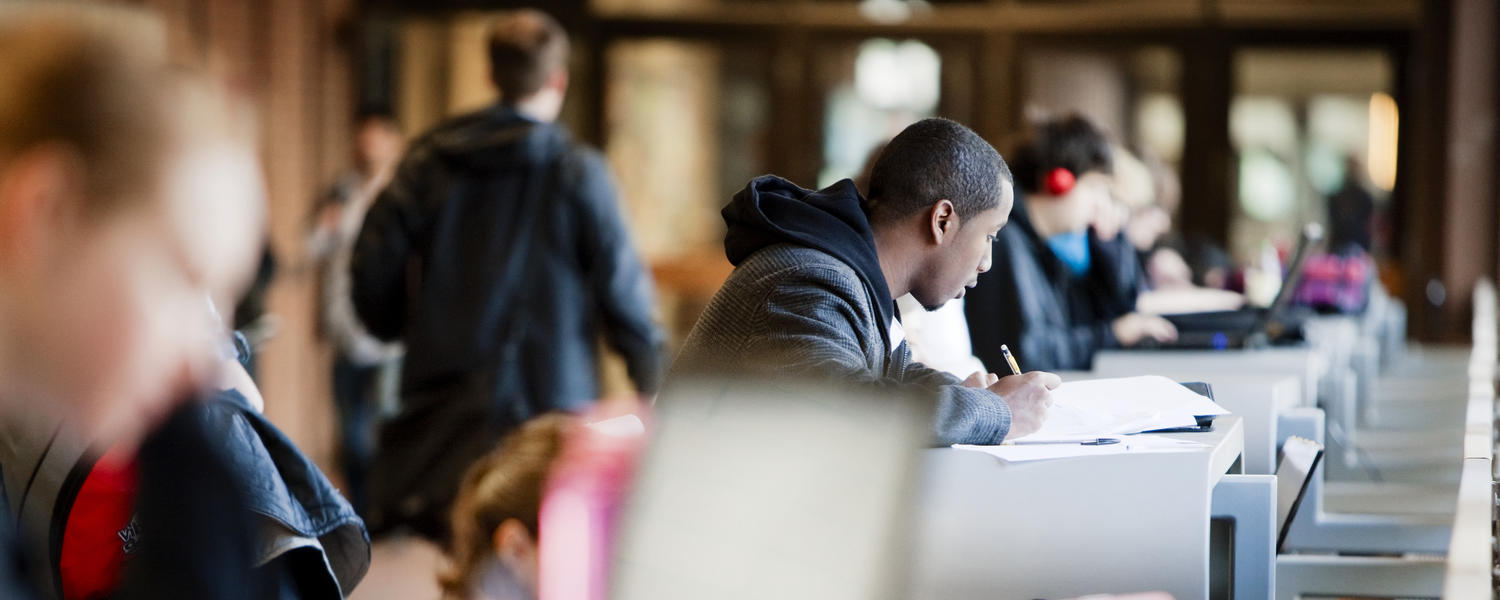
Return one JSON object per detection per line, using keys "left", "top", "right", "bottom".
{"left": 722, "top": 176, "right": 896, "bottom": 336}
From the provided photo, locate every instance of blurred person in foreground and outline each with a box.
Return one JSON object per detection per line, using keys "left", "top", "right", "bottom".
{"left": 306, "top": 109, "right": 406, "bottom": 515}
{"left": 0, "top": 5, "right": 266, "bottom": 597}
{"left": 439, "top": 414, "right": 571, "bottom": 600}
{"left": 434, "top": 405, "right": 643, "bottom": 600}
{"left": 442, "top": 412, "right": 1167, "bottom": 600}
{"left": 351, "top": 8, "right": 663, "bottom": 541}
{"left": 670, "top": 118, "right": 1058, "bottom": 445}
{"left": 965, "top": 115, "right": 1176, "bottom": 372}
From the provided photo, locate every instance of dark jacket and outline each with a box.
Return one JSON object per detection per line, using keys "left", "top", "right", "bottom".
{"left": 350, "top": 105, "right": 663, "bottom": 537}
{"left": 0, "top": 340, "right": 363, "bottom": 600}
{"left": 671, "top": 177, "right": 1013, "bottom": 445}
{"left": 199, "top": 390, "right": 369, "bottom": 596}
{"left": 120, "top": 396, "right": 283, "bottom": 600}
{"left": 0, "top": 520, "right": 34, "bottom": 600}
{"left": 965, "top": 189, "right": 1144, "bottom": 372}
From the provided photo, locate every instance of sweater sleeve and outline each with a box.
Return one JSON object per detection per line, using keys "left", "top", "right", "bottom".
{"left": 741, "top": 264, "right": 1011, "bottom": 445}
{"left": 892, "top": 346, "right": 1012, "bottom": 444}
{"left": 566, "top": 150, "right": 666, "bottom": 394}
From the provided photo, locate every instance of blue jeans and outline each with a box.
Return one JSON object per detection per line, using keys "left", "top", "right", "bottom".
{"left": 332, "top": 357, "right": 378, "bottom": 515}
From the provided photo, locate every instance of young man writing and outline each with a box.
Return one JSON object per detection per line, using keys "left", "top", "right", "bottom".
{"left": 671, "top": 118, "right": 1055, "bottom": 444}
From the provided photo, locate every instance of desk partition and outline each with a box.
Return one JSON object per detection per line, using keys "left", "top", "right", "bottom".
{"left": 909, "top": 418, "right": 1244, "bottom": 600}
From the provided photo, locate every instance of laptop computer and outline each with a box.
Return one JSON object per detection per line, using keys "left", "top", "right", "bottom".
{"left": 1275, "top": 435, "right": 1324, "bottom": 552}
{"left": 1146, "top": 223, "right": 1325, "bottom": 350}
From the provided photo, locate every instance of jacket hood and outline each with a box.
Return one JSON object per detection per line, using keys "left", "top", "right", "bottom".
{"left": 723, "top": 176, "right": 896, "bottom": 333}
{"left": 422, "top": 104, "right": 567, "bottom": 170}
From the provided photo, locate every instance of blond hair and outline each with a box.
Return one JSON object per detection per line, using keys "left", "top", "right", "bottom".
{"left": 0, "top": 5, "right": 175, "bottom": 215}
{"left": 439, "top": 413, "right": 573, "bottom": 599}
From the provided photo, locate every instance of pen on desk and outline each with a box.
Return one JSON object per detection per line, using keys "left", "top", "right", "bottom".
{"left": 1000, "top": 344, "right": 1022, "bottom": 376}
{"left": 1002, "top": 437, "right": 1120, "bottom": 446}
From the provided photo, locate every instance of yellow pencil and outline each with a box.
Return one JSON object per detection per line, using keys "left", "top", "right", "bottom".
{"left": 1000, "top": 344, "right": 1022, "bottom": 376}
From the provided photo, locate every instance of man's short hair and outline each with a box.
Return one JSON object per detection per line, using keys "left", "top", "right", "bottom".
{"left": 865, "top": 118, "right": 1012, "bottom": 226}
{"left": 355, "top": 106, "right": 397, "bottom": 127}
{"left": 0, "top": 5, "right": 172, "bottom": 215}
{"left": 487, "top": 9, "right": 569, "bottom": 102}
{"left": 1010, "top": 114, "right": 1113, "bottom": 194}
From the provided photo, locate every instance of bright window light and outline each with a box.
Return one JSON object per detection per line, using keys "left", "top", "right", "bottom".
{"left": 1367, "top": 92, "right": 1399, "bottom": 191}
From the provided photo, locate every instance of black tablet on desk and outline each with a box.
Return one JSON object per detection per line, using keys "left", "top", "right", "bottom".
{"left": 1135, "top": 381, "right": 1219, "bottom": 433}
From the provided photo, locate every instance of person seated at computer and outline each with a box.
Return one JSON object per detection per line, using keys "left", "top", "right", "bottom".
{"left": 1137, "top": 235, "right": 1246, "bottom": 315}
{"left": 670, "top": 118, "right": 1057, "bottom": 444}
{"left": 965, "top": 115, "right": 1177, "bottom": 372}
{"left": 1103, "top": 145, "right": 1245, "bottom": 315}
{"left": 1083, "top": 144, "right": 1155, "bottom": 322}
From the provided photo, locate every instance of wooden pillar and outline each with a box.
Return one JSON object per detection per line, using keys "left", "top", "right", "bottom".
{"left": 976, "top": 33, "right": 1021, "bottom": 148}
{"left": 396, "top": 18, "right": 450, "bottom": 137}
{"left": 1437, "top": 0, "right": 1498, "bottom": 341}
{"left": 1177, "top": 30, "right": 1233, "bottom": 245}
{"left": 769, "top": 29, "right": 816, "bottom": 186}
{"left": 1400, "top": 0, "right": 1451, "bottom": 341}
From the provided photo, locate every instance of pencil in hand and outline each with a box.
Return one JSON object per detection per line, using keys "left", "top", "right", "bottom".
{"left": 1000, "top": 344, "right": 1022, "bottom": 376}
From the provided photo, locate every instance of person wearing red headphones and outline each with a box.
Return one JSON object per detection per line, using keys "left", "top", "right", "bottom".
{"left": 965, "top": 114, "right": 1177, "bottom": 372}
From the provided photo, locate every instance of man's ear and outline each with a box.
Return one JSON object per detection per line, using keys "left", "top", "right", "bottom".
{"left": 929, "top": 199, "right": 958, "bottom": 244}
{"left": 547, "top": 67, "right": 569, "bottom": 97}
{"left": 0, "top": 144, "right": 81, "bottom": 268}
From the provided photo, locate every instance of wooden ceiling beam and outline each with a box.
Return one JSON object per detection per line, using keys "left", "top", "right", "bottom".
{"left": 591, "top": 0, "right": 1419, "bottom": 34}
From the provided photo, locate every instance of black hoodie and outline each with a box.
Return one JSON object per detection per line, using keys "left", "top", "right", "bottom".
{"left": 723, "top": 176, "right": 897, "bottom": 345}
{"left": 964, "top": 187, "right": 1143, "bottom": 371}
{"left": 671, "top": 175, "right": 1014, "bottom": 445}
{"left": 349, "top": 104, "right": 663, "bottom": 536}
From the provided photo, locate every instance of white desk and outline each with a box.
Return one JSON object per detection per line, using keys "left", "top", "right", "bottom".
{"left": 1093, "top": 347, "right": 1325, "bottom": 413}
{"left": 1062, "top": 372, "right": 1300, "bottom": 475}
{"left": 1442, "top": 283, "right": 1496, "bottom": 597}
{"left": 909, "top": 417, "right": 1244, "bottom": 600}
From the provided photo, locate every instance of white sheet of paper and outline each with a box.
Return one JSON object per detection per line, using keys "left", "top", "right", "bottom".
{"left": 954, "top": 435, "right": 1208, "bottom": 463}
{"left": 1016, "top": 375, "right": 1231, "bottom": 441}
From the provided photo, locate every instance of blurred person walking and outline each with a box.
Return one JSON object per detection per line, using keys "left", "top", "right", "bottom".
{"left": 351, "top": 9, "right": 663, "bottom": 542}
{"left": 307, "top": 109, "right": 406, "bottom": 515}
{"left": 1327, "top": 156, "right": 1376, "bottom": 254}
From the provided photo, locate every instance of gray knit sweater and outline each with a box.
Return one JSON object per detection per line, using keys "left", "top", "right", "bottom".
{"left": 671, "top": 243, "right": 1013, "bottom": 445}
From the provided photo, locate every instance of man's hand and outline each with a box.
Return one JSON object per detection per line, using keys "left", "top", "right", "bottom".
{"left": 1111, "top": 312, "right": 1179, "bottom": 346}
{"left": 962, "top": 371, "right": 1000, "bottom": 388}
{"left": 989, "top": 371, "right": 1061, "bottom": 440}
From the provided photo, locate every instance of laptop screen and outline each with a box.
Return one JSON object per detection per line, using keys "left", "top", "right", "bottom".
{"left": 1275, "top": 435, "right": 1324, "bottom": 552}
{"left": 1259, "top": 223, "right": 1326, "bottom": 329}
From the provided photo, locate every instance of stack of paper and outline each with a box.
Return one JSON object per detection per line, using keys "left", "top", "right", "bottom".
{"left": 955, "top": 435, "right": 1208, "bottom": 463}
{"left": 951, "top": 376, "right": 1231, "bottom": 463}
{"left": 1017, "top": 375, "right": 1230, "bottom": 441}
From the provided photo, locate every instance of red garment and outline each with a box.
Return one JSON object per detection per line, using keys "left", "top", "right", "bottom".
{"left": 58, "top": 446, "right": 137, "bottom": 600}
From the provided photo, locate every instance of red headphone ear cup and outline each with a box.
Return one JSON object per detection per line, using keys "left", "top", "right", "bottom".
{"left": 1044, "top": 167, "right": 1076, "bottom": 196}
